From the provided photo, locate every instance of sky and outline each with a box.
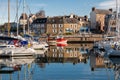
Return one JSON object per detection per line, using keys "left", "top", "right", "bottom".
{"left": 0, "top": 0, "right": 118, "bottom": 24}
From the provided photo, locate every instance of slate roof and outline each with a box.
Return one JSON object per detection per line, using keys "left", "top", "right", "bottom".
{"left": 64, "top": 18, "right": 79, "bottom": 23}
{"left": 47, "top": 16, "right": 64, "bottom": 24}
{"left": 32, "top": 18, "right": 47, "bottom": 24}
{"left": 47, "top": 16, "right": 79, "bottom": 24}
{"left": 94, "top": 9, "right": 112, "bottom": 14}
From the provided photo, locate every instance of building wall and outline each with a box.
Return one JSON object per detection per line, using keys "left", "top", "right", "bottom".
{"left": 96, "top": 14, "right": 106, "bottom": 31}
{"left": 47, "top": 23, "right": 64, "bottom": 35}
{"left": 109, "top": 20, "right": 116, "bottom": 28}
{"left": 46, "top": 24, "right": 53, "bottom": 34}
{"left": 47, "top": 23, "right": 79, "bottom": 35}
{"left": 108, "top": 19, "right": 116, "bottom": 34}
{"left": 90, "top": 9, "right": 111, "bottom": 32}
{"left": 90, "top": 11, "right": 96, "bottom": 29}
{"left": 32, "top": 23, "right": 46, "bottom": 35}
{"left": 64, "top": 23, "right": 78, "bottom": 34}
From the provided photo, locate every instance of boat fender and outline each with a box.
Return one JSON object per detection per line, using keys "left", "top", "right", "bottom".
{"left": 111, "top": 45, "right": 114, "bottom": 48}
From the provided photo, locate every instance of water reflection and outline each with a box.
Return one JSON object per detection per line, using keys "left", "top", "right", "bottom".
{"left": 89, "top": 50, "right": 120, "bottom": 80}
{"left": 1, "top": 43, "right": 120, "bottom": 80}
{"left": 0, "top": 56, "right": 35, "bottom": 80}
{"left": 37, "top": 43, "right": 93, "bottom": 64}
{"left": 109, "top": 58, "right": 120, "bottom": 80}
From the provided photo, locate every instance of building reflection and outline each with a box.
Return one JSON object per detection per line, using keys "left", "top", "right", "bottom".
{"left": 89, "top": 49, "right": 120, "bottom": 80}
{"left": 36, "top": 43, "right": 93, "bottom": 66}
{"left": 89, "top": 53, "right": 106, "bottom": 71}
{"left": 89, "top": 51, "right": 114, "bottom": 71}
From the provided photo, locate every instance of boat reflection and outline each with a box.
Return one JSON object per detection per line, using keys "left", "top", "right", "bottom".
{"left": 0, "top": 56, "right": 35, "bottom": 80}
{"left": 2, "top": 43, "right": 120, "bottom": 80}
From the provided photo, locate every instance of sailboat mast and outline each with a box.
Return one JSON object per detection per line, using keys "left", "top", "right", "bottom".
{"left": 8, "top": 0, "right": 10, "bottom": 36}
{"left": 27, "top": 14, "right": 29, "bottom": 34}
{"left": 16, "top": 0, "right": 19, "bottom": 36}
{"left": 116, "top": 0, "right": 119, "bottom": 38}
{"left": 23, "top": 0, "right": 25, "bottom": 34}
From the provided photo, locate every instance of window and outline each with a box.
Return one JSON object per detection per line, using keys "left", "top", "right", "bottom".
{"left": 74, "top": 54, "right": 77, "bottom": 57}
{"left": 59, "top": 24, "right": 63, "bottom": 28}
{"left": 43, "top": 20, "right": 45, "bottom": 22}
{"left": 52, "top": 24, "right": 56, "bottom": 28}
{"left": 59, "top": 54, "right": 63, "bottom": 57}
{"left": 53, "top": 49, "right": 57, "bottom": 52}
{"left": 53, "top": 29, "right": 57, "bottom": 33}
{"left": 59, "top": 29, "right": 62, "bottom": 33}
{"left": 41, "top": 24, "right": 44, "bottom": 28}
{"left": 53, "top": 54, "right": 55, "bottom": 57}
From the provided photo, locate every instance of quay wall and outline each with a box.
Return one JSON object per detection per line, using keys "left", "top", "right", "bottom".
{"left": 39, "top": 34, "right": 104, "bottom": 43}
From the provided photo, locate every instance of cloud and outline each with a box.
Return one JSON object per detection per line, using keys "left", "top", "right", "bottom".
{"left": 97, "top": 0, "right": 120, "bottom": 10}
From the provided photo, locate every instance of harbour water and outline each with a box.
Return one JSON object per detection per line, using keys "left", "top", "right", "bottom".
{"left": 0, "top": 43, "right": 118, "bottom": 80}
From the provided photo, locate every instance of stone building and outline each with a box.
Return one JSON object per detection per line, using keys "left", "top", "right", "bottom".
{"left": 31, "top": 18, "right": 47, "bottom": 36}
{"left": 31, "top": 13, "right": 90, "bottom": 36}
{"left": 63, "top": 15, "right": 79, "bottom": 34}
{"left": 90, "top": 7, "right": 112, "bottom": 33}
{"left": 46, "top": 16, "right": 64, "bottom": 35}
{"left": 46, "top": 14, "right": 80, "bottom": 35}
{"left": 105, "top": 12, "right": 120, "bottom": 35}
{"left": 78, "top": 15, "right": 90, "bottom": 33}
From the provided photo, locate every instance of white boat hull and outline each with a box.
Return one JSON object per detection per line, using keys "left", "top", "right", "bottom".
{"left": 1, "top": 47, "right": 36, "bottom": 57}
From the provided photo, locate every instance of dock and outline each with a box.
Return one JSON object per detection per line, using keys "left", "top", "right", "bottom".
{"left": 40, "top": 34, "right": 104, "bottom": 43}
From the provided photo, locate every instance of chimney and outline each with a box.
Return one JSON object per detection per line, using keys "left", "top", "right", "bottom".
{"left": 109, "top": 8, "right": 113, "bottom": 12}
{"left": 70, "top": 13, "right": 74, "bottom": 18}
{"left": 84, "top": 15, "right": 88, "bottom": 21}
{"left": 92, "top": 7, "right": 95, "bottom": 11}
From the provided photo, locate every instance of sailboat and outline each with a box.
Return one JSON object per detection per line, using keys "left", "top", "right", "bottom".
{"left": 0, "top": 0, "right": 37, "bottom": 57}
{"left": 19, "top": 0, "right": 48, "bottom": 51}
